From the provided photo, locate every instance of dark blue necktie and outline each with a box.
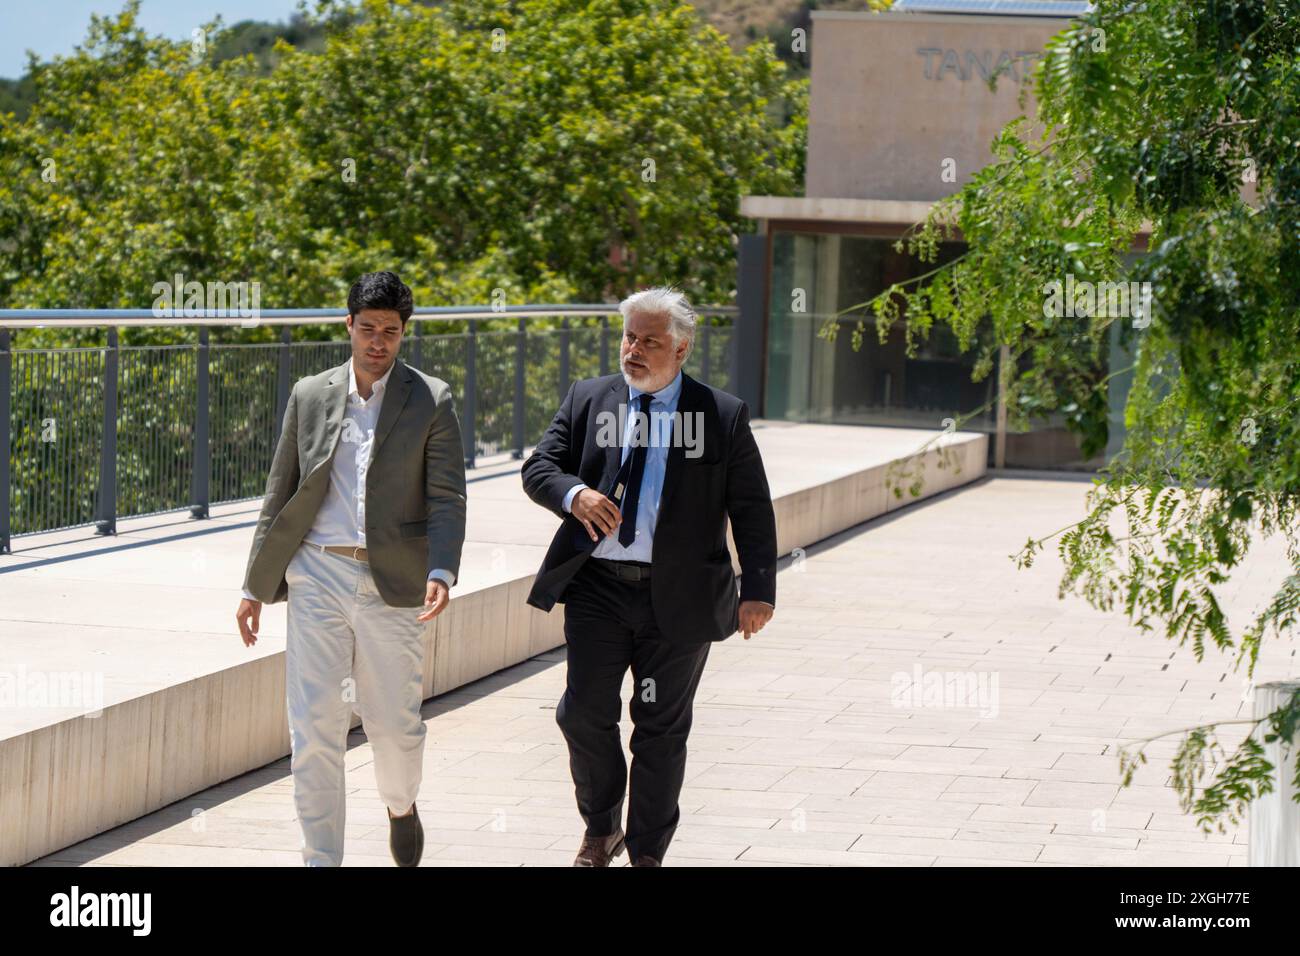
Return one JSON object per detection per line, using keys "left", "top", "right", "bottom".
{"left": 616, "top": 392, "right": 653, "bottom": 547}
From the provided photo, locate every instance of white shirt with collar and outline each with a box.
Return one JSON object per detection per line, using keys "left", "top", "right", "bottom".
{"left": 561, "top": 370, "right": 682, "bottom": 562}
{"left": 242, "top": 356, "right": 452, "bottom": 602}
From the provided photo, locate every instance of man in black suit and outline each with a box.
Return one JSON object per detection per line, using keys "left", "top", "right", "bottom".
{"left": 522, "top": 286, "right": 777, "bottom": 867}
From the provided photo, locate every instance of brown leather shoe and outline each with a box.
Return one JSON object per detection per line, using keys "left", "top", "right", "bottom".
{"left": 631, "top": 855, "right": 660, "bottom": 866}
{"left": 573, "top": 828, "right": 626, "bottom": 866}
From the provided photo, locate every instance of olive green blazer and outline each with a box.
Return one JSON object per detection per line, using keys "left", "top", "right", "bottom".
{"left": 242, "top": 356, "right": 467, "bottom": 608}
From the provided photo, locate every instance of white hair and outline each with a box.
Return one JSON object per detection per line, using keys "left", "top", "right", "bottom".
{"left": 618, "top": 286, "right": 697, "bottom": 360}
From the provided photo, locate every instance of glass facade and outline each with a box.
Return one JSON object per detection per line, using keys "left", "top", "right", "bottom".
{"left": 764, "top": 229, "right": 1125, "bottom": 470}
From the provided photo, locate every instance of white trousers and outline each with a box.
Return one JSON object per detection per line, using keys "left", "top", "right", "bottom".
{"left": 284, "top": 541, "right": 427, "bottom": 866}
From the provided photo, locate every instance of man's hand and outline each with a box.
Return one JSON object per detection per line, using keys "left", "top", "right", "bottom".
{"left": 738, "top": 600, "right": 774, "bottom": 640}
{"left": 417, "top": 579, "right": 450, "bottom": 622}
{"left": 571, "top": 488, "right": 622, "bottom": 542}
{"left": 237, "top": 598, "right": 262, "bottom": 647}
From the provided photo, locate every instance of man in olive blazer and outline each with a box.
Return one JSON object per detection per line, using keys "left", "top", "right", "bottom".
{"left": 240, "top": 356, "right": 466, "bottom": 607}
{"left": 235, "top": 271, "right": 466, "bottom": 868}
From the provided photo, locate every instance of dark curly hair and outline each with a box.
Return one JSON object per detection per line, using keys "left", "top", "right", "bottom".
{"left": 347, "top": 271, "right": 413, "bottom": 323}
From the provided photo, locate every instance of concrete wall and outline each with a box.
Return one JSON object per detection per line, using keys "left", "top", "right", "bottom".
{"left": 806, "top": 11, "right": 1075, "bottom": 201}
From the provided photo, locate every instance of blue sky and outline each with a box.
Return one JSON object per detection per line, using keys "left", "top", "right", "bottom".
{"left": 0, "top": 0, "right": 310, "bottom": 78}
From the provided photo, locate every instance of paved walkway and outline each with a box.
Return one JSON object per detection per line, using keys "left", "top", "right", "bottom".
{"left": 30, "top": 474, "right": 1297, "bottom": 865}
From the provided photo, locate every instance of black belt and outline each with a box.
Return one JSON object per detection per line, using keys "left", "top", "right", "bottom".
{"left": 589, "top": 558, "right": 652, "bottom": 582}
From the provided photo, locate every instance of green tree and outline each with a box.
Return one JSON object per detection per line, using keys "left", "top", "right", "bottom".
{"left": 0, "top": 0, "right": 804, "bottom": 343}
{"left": 289, "top": 0, "right": 804, "bottom": 301}
{"left": 830, "top": 0, "right": 1300, "bottom": 832}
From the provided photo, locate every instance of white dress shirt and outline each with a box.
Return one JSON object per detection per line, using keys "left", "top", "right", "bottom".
{"left": 242, "top": 356, "right": 453, "bottom": 601}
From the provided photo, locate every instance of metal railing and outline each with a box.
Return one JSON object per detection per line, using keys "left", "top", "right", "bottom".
{"left": 0, "top": 305, "right": 741, "bottom": 552}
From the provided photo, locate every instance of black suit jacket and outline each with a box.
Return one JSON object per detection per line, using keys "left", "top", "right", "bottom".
{"left": 521, "top": 371, "right": 777, "bottom": 643}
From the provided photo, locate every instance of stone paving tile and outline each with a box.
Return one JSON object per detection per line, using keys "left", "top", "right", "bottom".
{"left": 742, "top": 846, "right": 935, "bottom": 866}
{"left": 850, "top": 833, "right": 1042, "bottom": 862}
{"left": 34, "top": 476, "right": 1294, "bottom": 866}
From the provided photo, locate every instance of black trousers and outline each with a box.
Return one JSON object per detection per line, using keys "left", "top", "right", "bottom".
{"left": 556, "top": 559, "right": 711, "bottom": 862}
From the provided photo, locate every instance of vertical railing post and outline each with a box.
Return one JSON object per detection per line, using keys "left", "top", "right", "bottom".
{"left": 411, "top": 318, "right": 423, "bottom": 371}
{"left": 559, "top": 316, "right": 571, "bottom": 401}
{"left": 735, "top": 234, "right": 766, "bottom": 414}
{"left": 512, "top": 316, "right": 525, "bottom": 459}
{"left": 701, "top": 316, "right": 712, "bottom": 383}
{"left": 600, "top": 314, "right": 610, "bottom": 376}
{"left": 275, "top": 325, "right": 292, "bottom": 447}
{"left": 462, "top": 319, "right": 477, "bottom": 469}
{"left": 0, "top": 328, "right": 10, "bottom": 554}
{"left": 727, "top": 312, "right": 740, "bottom": 394}
{"left": 190, "top": 325, "right": 211, "bottom": 520}
{"left": 1104, "top": 317, "right": 1136, "bottom": 468}
{"left": 95, "top": 326, "right": 118, "bottom": 537}
{"left": 995, "top": 343, "right": 1009, "bottom": 469}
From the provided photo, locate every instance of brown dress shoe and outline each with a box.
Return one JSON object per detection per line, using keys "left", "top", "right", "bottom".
{"left": 573, "top": 828, "right": 626, "bottom": 866}
{"left": 631, "top": 855, "right": 661, "bottom": 867}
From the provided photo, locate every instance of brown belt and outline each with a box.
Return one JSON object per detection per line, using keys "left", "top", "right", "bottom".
{"left": 320, "top": 544, "right": 368, "bottom": 562}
